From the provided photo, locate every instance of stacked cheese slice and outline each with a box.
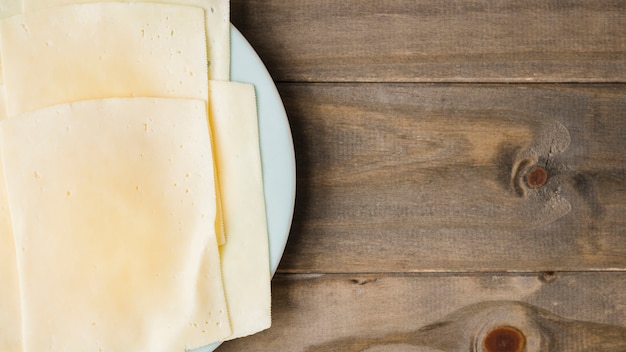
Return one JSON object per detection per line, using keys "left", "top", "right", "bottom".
{"left": 0, "top": 1, "right": 272, "bottom": 351}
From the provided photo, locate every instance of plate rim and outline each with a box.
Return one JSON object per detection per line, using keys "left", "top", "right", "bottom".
{"left": 230, "top": 24, "right": 296, "bottom": 275}
{"left": 194, "top": 24, "right": 296, "bottom": 352}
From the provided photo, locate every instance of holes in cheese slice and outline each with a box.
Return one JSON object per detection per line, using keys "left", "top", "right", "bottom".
{"left": 0, "top": 97, "right": 231, "bottom": 352}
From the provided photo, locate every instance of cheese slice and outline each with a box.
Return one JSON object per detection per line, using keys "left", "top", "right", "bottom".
{"left": 0, "top": 1, "right": 225, "bottom": 245}
{"left": 0, "top": 97, "right": 231, "bottom": 352}
{"left": 0, "top": 2, "right": 208, "bottom": 117}
{"left": 21, "top": 0, "right": 230, "bottom": 81}
{"left": 209, "top": 81, "right": 272, "bottom": 339}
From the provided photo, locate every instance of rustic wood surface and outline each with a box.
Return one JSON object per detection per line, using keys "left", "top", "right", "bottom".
{"left": 277, "top": 83, "right": 626, "bottom": 273}
{"left": 221, "top": 272, "right": 626, "bottom": 352}
{"left": 231, "top": 0, "right": 626, "bottom": 83}
{"left": 221, "top": 0, "right": 625, "bottom": 351}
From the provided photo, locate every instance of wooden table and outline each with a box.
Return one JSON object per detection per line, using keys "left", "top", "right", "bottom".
{"left": 220, "top": 1, "right": 626, "bottom": 351}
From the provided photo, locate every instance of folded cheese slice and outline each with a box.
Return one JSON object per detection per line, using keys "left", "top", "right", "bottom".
{"left": 209, "top": 81, "right": 272, "bottom": 339}
{"left": 0, "top": 97, "right": 231, "bottom": 352}
{"left": 21, "top": 0, "right": 230, "bottom": 81}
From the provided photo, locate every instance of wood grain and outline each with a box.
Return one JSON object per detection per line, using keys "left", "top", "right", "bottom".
{"left": 278, "top": 83, "right": 626, "bottom": 273}
{"left": 231, "top": 0, "right": 626, "bottom": 83}
{"left": 217, "top": 272, "right": 626, "bottom": 351}
{"left": 226, "top": 2, "right": 626, "bottom": 350}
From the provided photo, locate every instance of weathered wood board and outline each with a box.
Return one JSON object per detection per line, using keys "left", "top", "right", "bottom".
{"left": 218, "top": 272, "right": 626, "bottom": 351}
{"left": 278, "top": 83, "right": 626, "bottom": 273}
{"left": 225, "top": 1, "right": 626, "bottom": 351}
{"left": 231, "top": 0, "right": 626, "bottom": 83}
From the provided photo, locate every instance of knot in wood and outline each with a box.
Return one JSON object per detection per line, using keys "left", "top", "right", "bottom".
{"left": 525, "top": 166, "right": 548, "bottom": 189}
{"left": 483, "top": 326, "right": 525, "bottom": 352}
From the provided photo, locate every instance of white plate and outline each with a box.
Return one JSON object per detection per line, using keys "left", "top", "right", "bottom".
{"left": 192, "top": 25, "right": 296, "bottom": 352}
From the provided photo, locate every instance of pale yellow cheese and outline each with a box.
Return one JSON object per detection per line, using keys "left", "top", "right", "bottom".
{"left": 0, "top": 1, "right": 226, "bottom": 245}
{"left": 0, "top": 79, "right": 22, "bottom": 352}
{"left": 0, "top": 2, "right": 21, "bottom": 338}
{"left": 209, "top": 81, "right": 272, "bottom": 339}
{"left": 0, "top": 97, "right": 231, "bottom": 352}
{"left": 0, "top": 2, "right": 208, "bottom": 117}
{"left": 21, "top": 0, "right": 230, "bottom": 81}
{"left": 0, "top": 152, "right": 22, "bottom": 352}
{"left": 0, "top": 85, "right": 7, "bottom": 120}
{"left": 0, "top": 10, "right": 225, "bottom": 348}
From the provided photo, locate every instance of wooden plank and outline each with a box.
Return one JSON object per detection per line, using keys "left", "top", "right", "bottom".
{"left": 218, "top": 272, "right": 626, "bottom": 351}
{"left": 231, "top": 0, "right": 626, "bottom": 83}
{"left": 277, "top": 83, "right": 626, "bottom": 273}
